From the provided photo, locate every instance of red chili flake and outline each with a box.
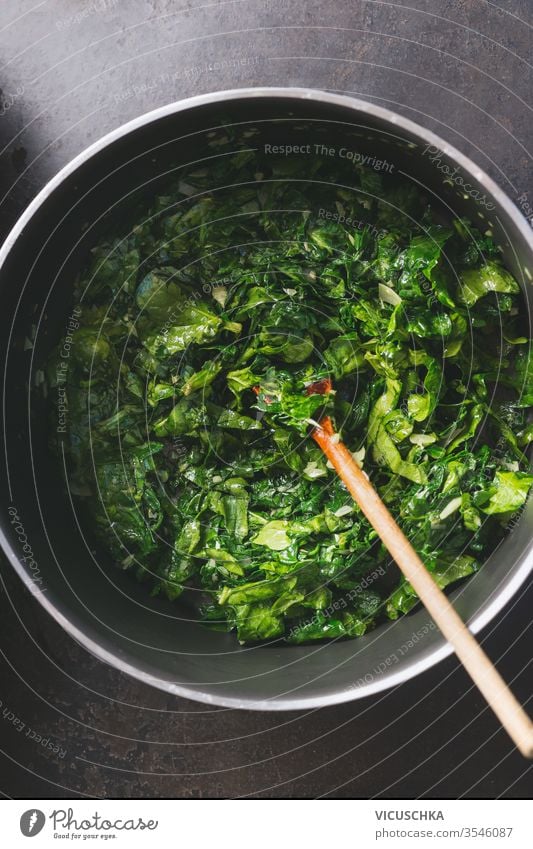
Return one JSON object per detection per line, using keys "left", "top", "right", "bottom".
{"left": 305, "top": 377, "right": 332, "bottom": 396}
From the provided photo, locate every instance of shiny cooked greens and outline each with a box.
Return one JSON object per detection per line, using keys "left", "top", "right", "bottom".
{"left": 48, "top": 149, "right": 533, "bottom": 644}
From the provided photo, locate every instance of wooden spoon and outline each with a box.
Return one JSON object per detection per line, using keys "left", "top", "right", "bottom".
{"left": 306, "top": 380, "right": 533, "bottom": 757}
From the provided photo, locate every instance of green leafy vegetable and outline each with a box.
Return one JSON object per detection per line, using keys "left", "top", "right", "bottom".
{"left": 458, "top": 261, "right": 520, "bottom": 306}
{"left": 47, "top": 144, "right": 533, "bottom": 644}
{"left": 478, "top": 471, "right": 533, "bottom": 515}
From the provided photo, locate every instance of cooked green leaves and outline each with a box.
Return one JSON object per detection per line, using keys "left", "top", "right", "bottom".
{"left": 50, "top": 148, "right": 533, "bottom": 644}
{"left": 458, "top": 261, "right": 520, "bottom": 307}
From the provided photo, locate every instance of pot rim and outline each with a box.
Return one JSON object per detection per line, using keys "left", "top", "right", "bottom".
{"left": 1, "top": 86, "right": 532, "bottom": 710}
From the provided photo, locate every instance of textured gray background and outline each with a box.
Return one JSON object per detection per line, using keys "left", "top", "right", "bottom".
{"left": 0, "top": 0, "right": 532, "bottom": 798}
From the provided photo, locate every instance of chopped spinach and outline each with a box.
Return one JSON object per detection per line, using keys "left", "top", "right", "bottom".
{"left": 47, "top": 148, "right": 533, "bottom": 644}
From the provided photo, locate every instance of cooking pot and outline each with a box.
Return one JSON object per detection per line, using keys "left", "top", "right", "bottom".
{"left": 1, "top": 88, "right": 532, "bottom": 709}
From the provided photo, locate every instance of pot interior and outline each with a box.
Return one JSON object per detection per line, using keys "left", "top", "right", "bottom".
{"left": 1, "top": 91, "right": 532, "bottom": 707}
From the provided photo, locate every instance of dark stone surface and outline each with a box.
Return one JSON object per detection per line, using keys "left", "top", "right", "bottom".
{"left": 0, "top": 0, "right": 532, "bottom": 798}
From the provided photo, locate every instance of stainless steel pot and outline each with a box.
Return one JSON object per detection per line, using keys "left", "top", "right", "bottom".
{"left": 1, "top": 88, "right": 532, "bottom": 709}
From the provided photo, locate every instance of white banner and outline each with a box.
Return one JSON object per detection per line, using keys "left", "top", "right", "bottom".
{"left": 2, "top": 799, "right": 531, "bottom": 848}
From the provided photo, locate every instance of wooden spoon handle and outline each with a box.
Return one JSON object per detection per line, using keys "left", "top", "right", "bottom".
{"left": 313, "top": 417, "right": 533, "bottom": 758}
